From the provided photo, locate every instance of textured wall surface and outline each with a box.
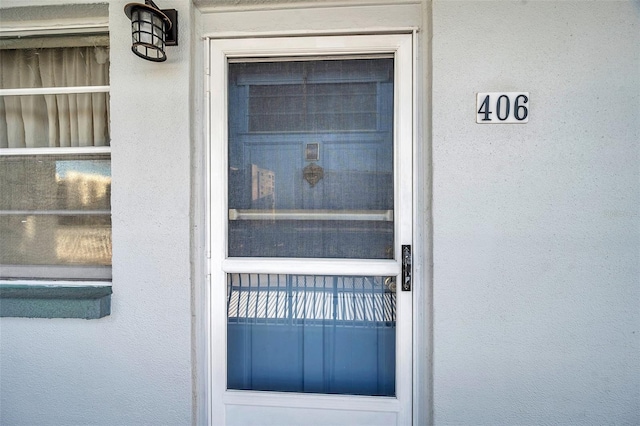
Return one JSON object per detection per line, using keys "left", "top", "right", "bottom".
{"left": 432, "top": 1, "right": 639, "bottom": 424}
{"left": 0, "top": 1, "right": 194, "bottom": 425}
{"left": 1, "top": 0, "right": 638, "bottom": 425}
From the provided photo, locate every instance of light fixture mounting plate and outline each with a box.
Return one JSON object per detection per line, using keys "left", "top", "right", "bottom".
{"left": 162, "top": 9, "right": 178, "bottom": 46}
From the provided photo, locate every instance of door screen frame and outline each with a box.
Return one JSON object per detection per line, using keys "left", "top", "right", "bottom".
{"left": 207, "top": 33, "right": 416, "bottom": 425}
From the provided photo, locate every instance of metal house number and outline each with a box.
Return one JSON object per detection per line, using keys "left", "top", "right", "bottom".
{"left": 477, "top": 92, "right": 529, "bottom": 123}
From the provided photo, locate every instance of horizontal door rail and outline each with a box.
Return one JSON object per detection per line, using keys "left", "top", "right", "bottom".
{"left": 222, "top": 258, "right": 400, "bottom": 277}
{"left": 229, "top": 209, "right": 393, "bottom": 222}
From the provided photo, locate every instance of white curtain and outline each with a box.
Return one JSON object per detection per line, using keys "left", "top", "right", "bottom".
{"left": 0, "top": 46, "right": 110, "bottom": 148}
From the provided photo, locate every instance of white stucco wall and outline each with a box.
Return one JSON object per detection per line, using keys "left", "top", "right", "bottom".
{"left": 1, "top": 0, "right": 638, "bottom": 425}
{"left": 432, "top": 1, "right": 639, "bottom": 424}
{"left": 0, "top": 1, "right": 194, "bottom": 424}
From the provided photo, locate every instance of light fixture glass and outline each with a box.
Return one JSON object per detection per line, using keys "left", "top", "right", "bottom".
{"left": 124, "top": 1, "right": 176, "bottom": 62}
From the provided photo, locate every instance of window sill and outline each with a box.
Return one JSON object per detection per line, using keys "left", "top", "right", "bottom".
{"left": 0, "top": 283, "right": 112, "bottom": 319}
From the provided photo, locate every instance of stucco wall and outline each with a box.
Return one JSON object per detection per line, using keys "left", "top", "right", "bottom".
{"left": 1, "top": 0, "right": 638, "bottom": 425}
{"left": 432, "top": 1, "right": 640, "bottom": 424}
{"left": 0, "top": 1, "right": 194, "bottom": 424}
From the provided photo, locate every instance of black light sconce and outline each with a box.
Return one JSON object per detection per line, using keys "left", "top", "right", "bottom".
{"left": 124, "top": 0, "right": 178, "bottom": 62}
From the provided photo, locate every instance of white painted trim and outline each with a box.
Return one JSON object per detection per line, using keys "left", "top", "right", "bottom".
{"left": 0, "top": 210, "right": 110, "bottom": 215}
{"left": 209, "top": 35, "right": 414, "bottom": 60}
{"left": 202, "top": 27, "right": 417, "bottom": 40}
{"left": 0, "top": 24, "right": 108, "bottom": 38}
{"left": 0, "top": 265, "right": 111, "bottom": 281}
{"left": 223, "top": 390, "right": 400, "bottom": 411}
{"left": 392, "top": 32, "right": 415, "bottom": 426}
{"left": 411, "top": 25, "right": 425, "bottom": 426}
{"left": 208, "top": 34, "right": 228, "bottom": 426}
{"left": 0, "top": 147, "right": 111, "bottom": 156}
{"left": 0, "top": 280, "right": 110, "bottom": 287}
{"left": 196, "top": 0, "right": 420, "bottom": 14}
{"left": 222, "top": 258, "right": 400, "bottom": 276}
{"left": 190, "top": 15, "right": 212, "bottom": 422}
{"left": 0, "top": 86, "right": 109, "bottom": 96}
{"left": 412, "top": 6, "right": 433, "bottom": 424}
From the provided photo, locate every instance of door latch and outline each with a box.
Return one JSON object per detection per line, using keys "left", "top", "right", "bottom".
{"left": 401, "top": 244, "right": 412, "bottom": 291}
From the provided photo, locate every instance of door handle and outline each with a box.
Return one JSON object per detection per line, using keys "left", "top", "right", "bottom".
{"left": 384, "top": 276, "right": 397, "bottom": 292}
{"left": 402, "top": 244, "right": 411, "bottom": 291}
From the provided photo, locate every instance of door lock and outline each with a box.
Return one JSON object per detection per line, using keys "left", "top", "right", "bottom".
{"left": 401, "top": 244, "right": 412, "bottom": 291}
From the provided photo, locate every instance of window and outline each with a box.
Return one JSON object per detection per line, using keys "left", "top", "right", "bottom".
{"left": 0, "top": 33, "right": 111, "bottom": 281}
{"left": 228, "top": 58, "right": 394, "bottom": 259}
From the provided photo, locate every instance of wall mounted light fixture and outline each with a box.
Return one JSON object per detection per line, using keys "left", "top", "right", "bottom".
{"left": 124, "top": 0, "right": 178, "bottom": 62}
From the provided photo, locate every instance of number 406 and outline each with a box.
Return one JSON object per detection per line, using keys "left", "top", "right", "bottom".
{"left": 476, "top": 92, "right": 529, "bottom": 123}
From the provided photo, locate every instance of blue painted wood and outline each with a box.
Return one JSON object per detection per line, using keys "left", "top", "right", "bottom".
{"left": 227, "top": 274, "right": 396, "bottom": 396}
{"left": 227, "top": 322, "right": 395, "bottom": 396}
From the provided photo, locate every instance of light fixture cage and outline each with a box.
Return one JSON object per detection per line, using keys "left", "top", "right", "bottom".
{"left": 124, "top": 1, "right": 177, "bottom": 62}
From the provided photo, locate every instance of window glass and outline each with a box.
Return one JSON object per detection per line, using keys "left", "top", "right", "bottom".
{"left": 0, "top": 37, "right": 111, "bottom": 280}
{"left": 226, "top": 57, "right": 397, "bottom": 397}
{"left": 0, "top": 45, "right": 110, "bottom": 148}
{"left": 227, "top": 273, "right": 396, "bottom": 396}
{"left": 228, "top": 58, "right": 394, "bottom": 259}
{"left": 0, "top": 155, "right": 110, "bottom": 270}
{"left": 248, "top": 82, "right": 378, "bottom": 132}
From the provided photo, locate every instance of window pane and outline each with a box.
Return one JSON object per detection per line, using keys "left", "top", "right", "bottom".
{"left": 249, "top": 83, "right": 378, "bottom": 132}
{"left": 0, "top": 155, "right": 110, "bottom": 211}
{"left": 0, "top": 214, "right": 111, "bottom": 267}
{"left": 229, "top": 220, "right": 392, "bottom": 258}
{"left": 227, "top": 274, "right": 396, "bottom": 396}
{"left": 0, "top": 45, "right": 110, "bottom": 148}
{"left": 228, "top": 58, "right": 394, "bottom": 259}
{"left": 0, "top": 155, "right": 111, "bottom": 277}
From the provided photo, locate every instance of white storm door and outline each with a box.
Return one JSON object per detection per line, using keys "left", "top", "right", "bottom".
{"left": 209, "top": 34, "right": 414, "bottom": 426}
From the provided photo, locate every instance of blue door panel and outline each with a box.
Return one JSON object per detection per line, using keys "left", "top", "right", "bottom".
{"left": 228, "top": 322, "right": 395, "bottom": 396}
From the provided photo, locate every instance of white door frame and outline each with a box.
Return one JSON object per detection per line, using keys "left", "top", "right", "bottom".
{"left": 206, "top": 32, "right": 421, "bottom": 426}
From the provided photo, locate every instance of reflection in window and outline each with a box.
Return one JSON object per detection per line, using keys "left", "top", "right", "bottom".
{"left": 0, "top": 155, "right": 111, "bottom": 277}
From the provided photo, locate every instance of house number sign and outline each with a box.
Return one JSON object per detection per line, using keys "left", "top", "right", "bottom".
{"left": 476, "top": 92, "right": 529, "bottom": 123}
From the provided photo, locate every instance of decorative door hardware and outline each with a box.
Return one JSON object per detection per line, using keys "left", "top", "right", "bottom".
{"left": 303, "top": 163, "right": 324, "bottom": 187}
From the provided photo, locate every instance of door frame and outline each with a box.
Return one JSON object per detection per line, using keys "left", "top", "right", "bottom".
{"left": 205, "top": 32, "right": 422, "bottom": 425}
